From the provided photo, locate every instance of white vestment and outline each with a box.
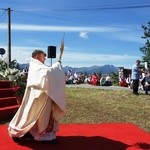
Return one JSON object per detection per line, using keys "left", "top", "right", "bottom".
{"left": 8, "top": 58, "right": 66, "bottom": 141}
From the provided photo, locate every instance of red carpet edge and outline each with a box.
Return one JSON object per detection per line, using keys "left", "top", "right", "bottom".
{"left": 0, "top": 123, "right": 150, "bottom": 150}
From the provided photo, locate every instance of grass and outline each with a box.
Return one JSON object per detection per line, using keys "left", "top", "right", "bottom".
{"left": 60, "top": 87, "right": 150, "bottom": 133}
{"left": 1, "top": 86, "right": 150, "bottom": 133}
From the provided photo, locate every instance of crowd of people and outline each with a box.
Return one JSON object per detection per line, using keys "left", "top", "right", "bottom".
{"left": 65, "top": 70, "right": 112, "bottom": 86}
{"left": 132, "top": 60, "right": 150, "bottom": 95}
{"left": 20, "top": 60, "right": 150, "bottom": 95}
{"left": 119, "top": 60, "right": 150, "bottom": 95}
{"left": 65, "top": 60, "right": 150, "bottom": 95}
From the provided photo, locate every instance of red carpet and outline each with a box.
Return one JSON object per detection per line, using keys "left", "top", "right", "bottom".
{"left": 1, "top": 123, "right": 150, "bottom": 150}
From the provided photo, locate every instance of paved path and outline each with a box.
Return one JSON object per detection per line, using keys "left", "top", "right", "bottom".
{"left": 66, "top": 83, "right": 145, "bottom": 94}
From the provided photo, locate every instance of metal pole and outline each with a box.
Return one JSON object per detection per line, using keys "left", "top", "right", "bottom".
{"left": 51, "top": 58, "right": 52, "bottom": 66}
{"left": 8, "top": 7, "right": 11, "bottom": 64}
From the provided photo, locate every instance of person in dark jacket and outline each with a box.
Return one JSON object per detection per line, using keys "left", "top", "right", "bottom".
{"left": 141, "top": 72, "right": 150, "bottom": 94}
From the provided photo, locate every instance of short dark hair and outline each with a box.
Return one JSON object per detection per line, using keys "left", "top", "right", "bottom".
{"left": 136, "top": 59, "right": 140, "bottom": 63}
{"left": 32, "top": 50, "right": 46, "bottom": 58}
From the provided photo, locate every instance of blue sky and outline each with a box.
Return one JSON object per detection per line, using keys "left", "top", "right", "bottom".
{"left": 0, "top": 0, "right": 150, "bottom": 69}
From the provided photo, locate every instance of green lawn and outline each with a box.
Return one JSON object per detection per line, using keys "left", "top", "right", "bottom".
{"left": 61, "top": 87, "right": 150, "bottom": 133}
{"left": 1, "top": 86, "right": 150, "bottom": 133}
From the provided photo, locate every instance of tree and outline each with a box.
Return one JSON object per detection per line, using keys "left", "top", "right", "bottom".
{"left": 140, "top": 21, "right": 150, "bottom": 67}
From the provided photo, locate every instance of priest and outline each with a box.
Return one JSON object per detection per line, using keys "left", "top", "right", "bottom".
{"left": 8, "top": 44, "right": 65, "bottom": 144}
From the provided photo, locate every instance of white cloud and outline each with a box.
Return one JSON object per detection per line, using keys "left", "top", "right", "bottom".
{"left": 79, "top": 31, "right": 89, "bottom": 39}
{"left": 0, "top": 23, "right": 123, "bottom": 32}
{"left": 62, "top": 51, "right": 137, "bottom": 62}
{"left": 112, "top": 32, "right": 144, "bottom": 44}
{"left": 0, "top": 23, "right": 143, "bottom": 43}
{"left": 1, "top": 46, "right": 140, "bottom": 68}
{"left": 61, "top": 52, "right": 141, "bottom": 68}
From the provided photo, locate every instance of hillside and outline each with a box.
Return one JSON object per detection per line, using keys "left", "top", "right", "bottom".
{"left": 63, "top": 65, "right": 118, "bottom": 74}
{"left": 19, "top": 64, "right": 118, "bottom": 74}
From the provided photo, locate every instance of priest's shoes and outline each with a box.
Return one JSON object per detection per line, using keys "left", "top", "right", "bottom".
{"left": 12, "top": 132, "right": 34, "bottom": 143}
{"left": 40, "top": 138, "right": 59, "bottom": 144}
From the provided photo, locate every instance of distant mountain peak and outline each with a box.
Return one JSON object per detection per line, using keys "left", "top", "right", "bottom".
{"left": 18, "top": 63, "right": 118, "bottom": 74}
{"left": 63, "top": 65, "right": 118, "bottom": 74}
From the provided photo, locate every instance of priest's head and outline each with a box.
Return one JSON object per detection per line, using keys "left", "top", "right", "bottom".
{"left": 32, "top": 50, "right": 46, "bottom": 64}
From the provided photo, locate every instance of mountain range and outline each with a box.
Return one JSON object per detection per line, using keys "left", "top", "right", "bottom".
{"left": 63, "top": 65, "right": 118, "bottom": 74}
{"left": 19, "top": 63, "right": 118, "bottom": 74}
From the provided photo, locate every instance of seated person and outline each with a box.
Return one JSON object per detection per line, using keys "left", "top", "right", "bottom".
{"left": 100, "top": 76, "right": 106, "bottom": 86}
{"left": 119, "top": 75, "right": 128, "bottom": 87}
{"left": 90, "top": 73, "right": 99, "bottom": 86}
{"left": 68, "top": 75, "right": 74, "bottom": 84}
{"left": 104, "top": 74, "right": 112, "bottom": 86}
{"left": 126, "top": 74, "right": 132, "bottom": 88}
{"left": 84, "top": 75, "right": 91, "bottom": 83}
{"left": 141, "top": 72, "right": 150, "bottom": 94}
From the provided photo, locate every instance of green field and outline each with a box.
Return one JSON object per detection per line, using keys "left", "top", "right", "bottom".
{"left": 61, "top": 87, "right": 150, "bottom": 133}
{"left": 1, "top": 86, "right": 150, "bottom": 133}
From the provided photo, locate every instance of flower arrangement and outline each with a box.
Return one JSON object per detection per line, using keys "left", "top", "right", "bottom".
{"left": 6, "top": 67, "right": 19, "bottom": 75}
{"left": 0, "top": 59, "right": 19, "bottom": 80}
{"left": 0, "top": 59, "right": 7, "bottom": 80}
{"left": 0, "top": 58, "right": 27, "bottom": 104}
